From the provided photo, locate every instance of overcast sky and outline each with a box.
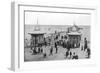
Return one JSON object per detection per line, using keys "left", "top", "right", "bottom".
{"left": 25, "top": 12, "right": 91, "bottom": 26}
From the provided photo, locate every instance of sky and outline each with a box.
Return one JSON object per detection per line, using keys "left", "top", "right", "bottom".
{"left": 25, "top": 11, "right": 91, "bottom": 26}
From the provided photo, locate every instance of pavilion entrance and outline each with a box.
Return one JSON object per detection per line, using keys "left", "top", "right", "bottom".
{"left": 67, "top": 24, "right": 82, "bottom": 49}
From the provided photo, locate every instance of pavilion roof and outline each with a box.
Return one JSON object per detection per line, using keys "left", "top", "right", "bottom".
{"left": 28, "top": 31, "right": 46, "bottom": 35}
{"left": 67, "top": 32, "right": 81, "bottom": 35}
{"left": 28, "top": 25, "right": 46, "bottom": 35}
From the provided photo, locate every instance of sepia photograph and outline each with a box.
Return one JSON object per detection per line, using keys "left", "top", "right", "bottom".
{"left": 24, "top": 11, "right": 91, "bottom": 62}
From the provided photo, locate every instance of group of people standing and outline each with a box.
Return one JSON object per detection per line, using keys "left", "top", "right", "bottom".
{"left": 29, "top": 31, "right": 90, "bottom": 59}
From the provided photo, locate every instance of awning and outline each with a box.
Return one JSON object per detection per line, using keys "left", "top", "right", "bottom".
{"left": 67, "top": 32, "right": 82, "bottom": 35}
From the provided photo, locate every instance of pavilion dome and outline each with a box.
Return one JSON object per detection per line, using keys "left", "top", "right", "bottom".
{"left": 72, "top": 25, "right": 78, "bottom": 32}
{"left": 67, "top": 24, "right": 82, "bottom": 36}
{"left": 28, "top": 25, "right": 46, "bottom": 35}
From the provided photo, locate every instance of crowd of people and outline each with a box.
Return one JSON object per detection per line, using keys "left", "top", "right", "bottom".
{"left": 25, "top": 31, "right": 91, "bottom": 60}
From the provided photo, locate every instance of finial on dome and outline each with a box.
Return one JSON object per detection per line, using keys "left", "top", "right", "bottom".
{"left": 37, "top": 18, "right": 38, "bottom": 25}
{"left": 34, "top": 18, "right": 40, "bottom": 31}
{"left": 73, "top": 21, "right": 76, "bottom": 26}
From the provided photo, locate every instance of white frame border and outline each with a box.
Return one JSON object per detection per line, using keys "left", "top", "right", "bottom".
{"left": 11, "top": 2, "right": 97, "bottom": 71}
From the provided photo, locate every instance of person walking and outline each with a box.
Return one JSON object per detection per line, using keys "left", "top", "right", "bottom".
{"left": 50, "top": 46, "right": 53, "bottom": 55}
{"left": 84, "top": 37, "right": 88, "bottom": 51}
{"left": 55, "top": 42, "right": 58, "bottom": 53}
{"left": 66, "top": 51, "right": 69, "bottom": 58}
